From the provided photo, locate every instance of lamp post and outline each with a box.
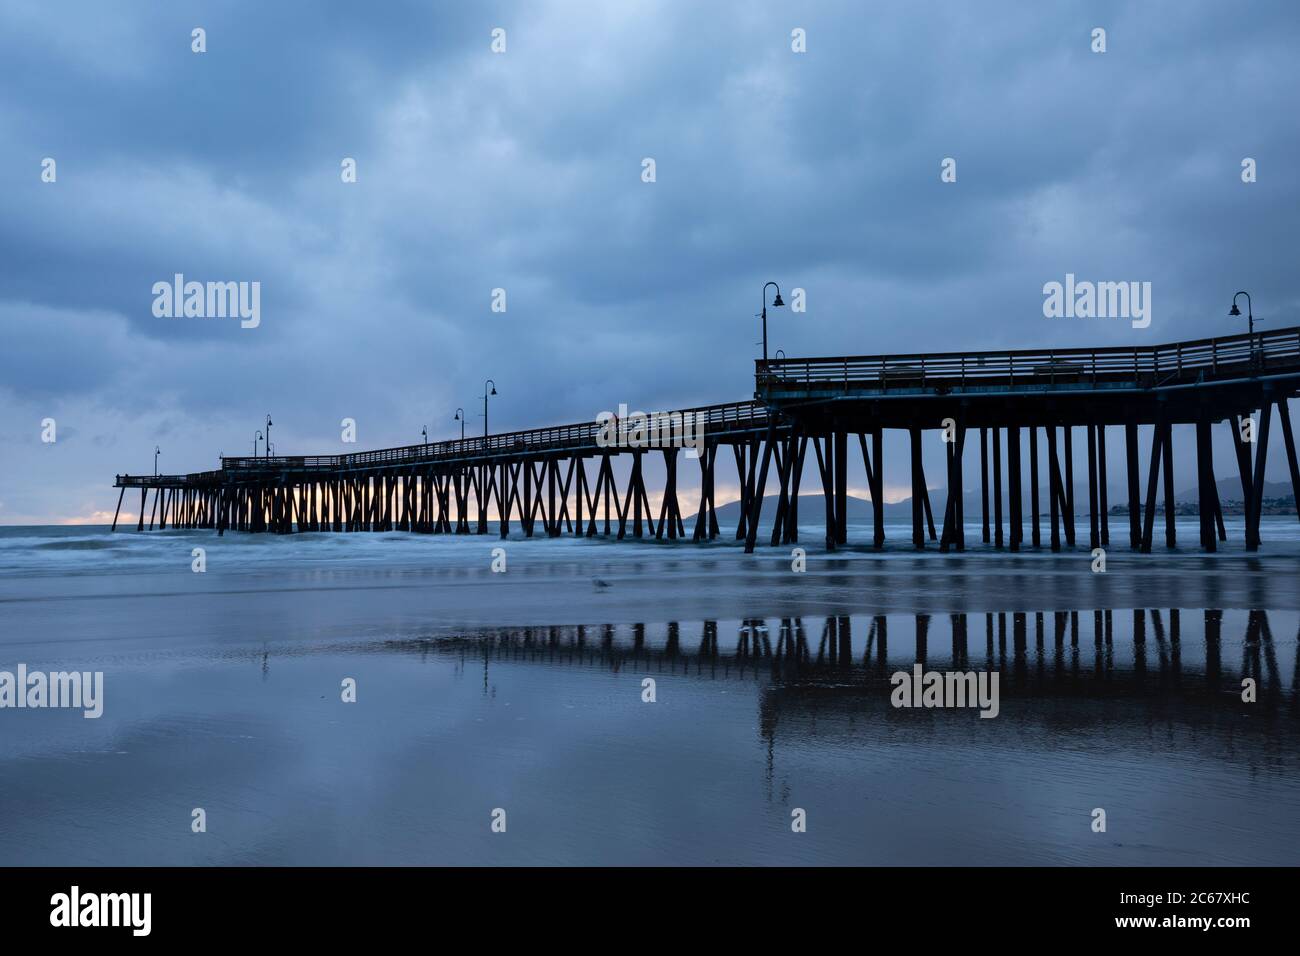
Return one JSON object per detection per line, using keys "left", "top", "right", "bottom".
{"left": 760, "top": 281, "right": 784, "bottom": 365}
{"left": 482, "top": 380, "right": 497, "bottom": 441}
{"left": 1229, "top": 291, "right": 1254, "bottom": 336}
{"left": 254, "top": 431, "right": 262, "bottom": 456}
{"left": 421, "top": 426, "right": 428, "bottom": 451}
{"left": 1230, "top": 291, "right": 1258, "bottom": 368}
{"left": 264, "top": 414, "right": 273, "bottom": 458}
{"left": 154, "top": 445, "right": 160, "bottom": 476}
{"left": 454, "top": 408, "right": 465, "bottom": 441}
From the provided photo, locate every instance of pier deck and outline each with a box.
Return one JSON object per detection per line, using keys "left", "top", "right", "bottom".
{"left": 113, "top": 327, "right": 1300, "bottom": 554}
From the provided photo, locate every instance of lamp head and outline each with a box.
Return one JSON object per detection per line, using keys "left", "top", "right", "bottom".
{"left": 771, "top": 291, "right": 784, "bottom": 308}
{"left": 1229, "top": 303, "right": 1241, "bottom": 316}
{"left": 490, "top": 385, "right": 498, "bottom": 396}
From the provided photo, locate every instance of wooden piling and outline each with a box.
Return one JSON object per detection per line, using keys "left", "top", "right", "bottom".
{"left": 1062, "top": 427, "right": 1075, "bottom": 546}
{"left": 1029, "top": 426, "right": 1041, "bottom": 548}
{"left": 1140, "top": 423, "right": 1163, "bottom": 553}
{"left": 910, "top": 427, "right": 925, "bottom": 549}
{"left": 992, "top": 427, "right": 1003, "bottom": 548}
{"left": 111, "top": 486, "right": 125, "bottom": 531}
{"left": 1046, "top": 427, "right": 1061, "bottom": 551}
{"left": 1277, "top": 399, "right": 1300, "bottom": 524}
{"left": 1196, "top": 418, "right": 1215, "bottom": 552}
{"left": 980, "top": 427, "right": 990, "bottom": 543}
{"left": 1007, "top": 425, "right": 1022, "bottom": 551}
{"left": 1161, "top": 422, "right": 1176, "bottom": 549}
{"left": 1097, "top": 425, "right": 1109, "bottom": 546}
{"left": 1086, "top": 423, "right": 1099, "bottom": 550}
{"left": 1125, "top": 422, "right": 1140, "bottom": 549}
{"left": 1248, "top": 401, "right": 1273, "bottom": 551}
{"left": 834, "top": 431, "right": 848, "bottom": 546}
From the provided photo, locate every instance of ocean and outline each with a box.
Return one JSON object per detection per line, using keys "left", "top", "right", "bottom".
{"left": 1, "top": 519, "right": 1297, "bottom": 865}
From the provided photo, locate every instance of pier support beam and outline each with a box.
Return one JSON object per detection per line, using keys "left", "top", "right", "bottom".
{"left": 1248, "top": 401, "right": 1273, "bottom": 551}
{"left": 1196, "top": 417, "right": 1216, "bottom": 552}
{"left": 1046, "top": 427, "right": 1062, "bottom": 551}
{"left": 857, "top": 432, "right": 880, "bottom": 548}
{"left": 1008, "top": 425, "right": 1022, "bottom": 551}
{"left": 693, "top": 442, "right": 718, "bottom": 542}
{"left": 992, "top": 427, "right": 1003, "bottom": 548}
{"left": 910, "top": 427, "right": 925, "bottom": 549}
{"left": 1140, "top": 423, "right": 1164, "bottom": 553}
{"left": 834, "top": 431, "right": 848, "bottom": 546}
{"left": 743, "top": 427, "right": 775, "bottom": 554}
{"left": 1063, "top": 427, "right": 1075, "bottom": 546}
{"left": 1030, "top": 426, "right": 1041, "bottom": 548}
{"left": 812, "top": 435, "right": 836, "bottom": 551}
{"left": 872, "top": 429, "right": 884, "bottom": 548}
{"left": 1097, "top": 425, "right": 1109, "bottom": 547}
{"left": 770, "top": 433, "right": 795, "bottom": 547}
{"left": 1086, "top": 423, "right": 1100, "bottom": 550}
{"left": 1126, "top": 422, "right": 1141, "bottom": 549}
{"left": 1277, "top": 398, "right": 1300, "bottom": 524}
{"left": 980, "top": 428, "right": 990, "bottom": 543}
{"left": 780, "top": 437, "right": 800, "bottom": 541}
{"left": 940, "top": 424, "right": 966, "bottom": 552}
{"left": 1230, "top": 414, "right": 1254, "bottom": 548}
{"left": 1161, "top": 422, "right": 1176, "bottom": 549}
{"left": 735, "top": 439, "right": 757, "bottom": 542}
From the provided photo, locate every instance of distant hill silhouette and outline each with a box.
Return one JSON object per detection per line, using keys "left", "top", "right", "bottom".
{"left": 1173, "top": 477, "right": 1291, "bottom": 505}
{"left": 697, "top": 478, "right": 1296, "bottom": 525}
{"left": 705, "top": 493, "right": 892, "bottom": 527}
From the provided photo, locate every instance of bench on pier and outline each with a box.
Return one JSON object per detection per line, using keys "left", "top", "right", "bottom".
{"left": 1028, "top": 361, "right": 1088, "bottom": 383}
{"left": 878, "top": 364, "right": 925, "bottom": 387}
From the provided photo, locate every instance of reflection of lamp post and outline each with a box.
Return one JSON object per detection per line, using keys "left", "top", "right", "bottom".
{"left": 454, "top": 408, "right": 465, "bottom": 441}
{"left": 154, "top": 445, "right": 160, "bottom": 476}
{"left": 265, "top": 414, "right": 273, "bottom": 458}
{"left": 254, "top": 431, "right": 262, "bottom": 456}
{"left": 760, "top": 281, "right": 784, "bottom": 364}
{"left": 482, "top": 380, "right": 497, "bottom": 441}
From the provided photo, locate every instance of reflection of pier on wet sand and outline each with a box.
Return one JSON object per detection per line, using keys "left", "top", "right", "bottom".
{"left": 379, "top": 608, "right": 1298, "bottom": 727}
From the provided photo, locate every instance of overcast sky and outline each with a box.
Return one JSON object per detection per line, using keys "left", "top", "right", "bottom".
{"left": 2, "top": 0, "right": 1297, "bottom": 523}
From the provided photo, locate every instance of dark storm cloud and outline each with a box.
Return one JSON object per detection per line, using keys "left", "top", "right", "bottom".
{"left": 1, "top": 0, "right": 1297, "bottom": 520}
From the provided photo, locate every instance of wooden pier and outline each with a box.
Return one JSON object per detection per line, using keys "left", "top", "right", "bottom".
{"left": 113, "top": 326, "right": 1300, "bottom": 554}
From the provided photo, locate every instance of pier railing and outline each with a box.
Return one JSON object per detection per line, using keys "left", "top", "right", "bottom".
{"left": 216, "top": 400, "right": 771, "bottom": 474}
{"left": 757, "top": 326, "right": 1300, "bottom": 391}
{"left": 115, "top": 470, "right": 223, "bottom": 487}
